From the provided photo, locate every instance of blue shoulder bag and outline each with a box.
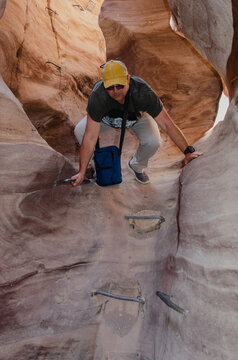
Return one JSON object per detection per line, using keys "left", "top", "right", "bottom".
{"left": 94, "top": 92, "right": 129, "bottom": 186}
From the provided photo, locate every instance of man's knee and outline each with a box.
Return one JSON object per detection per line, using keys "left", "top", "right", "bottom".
{"left": 142, "top": 136, "right": 160, "bottom": 153}
{"left": 74, "top": 116, "right": 87, "bottom": 145}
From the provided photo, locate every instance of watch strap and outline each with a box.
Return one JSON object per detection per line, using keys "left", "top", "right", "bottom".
{"left": 184, "top": 145, "right": 195, "bottom": 155}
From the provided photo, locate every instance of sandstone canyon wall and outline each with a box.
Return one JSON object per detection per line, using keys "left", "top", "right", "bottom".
{"left": 0, "top": 1, "right": 107, "bottom": 359}
{"left": 1, "top": 0, "right": 237, "bottom": 359}
{"left": 98, "top": 1, "right": 238, "bottom": 359}
{"left": 0, "top": 0, "right": 105, "bottom": 158}
{"left": 161, "top": 1, "right": 238, "bottom": 359}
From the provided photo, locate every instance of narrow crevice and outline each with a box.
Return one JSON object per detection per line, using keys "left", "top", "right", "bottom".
{"left": 175, "top": 174, "right": 183, "bottom": 255}
{"left": 46, "top": 0, "right": 61, "bottom": 59}
{"left": 44, "top": 260, "right": 90, "bottom": 273}
{"left": 11, "top": 0, "right": 29, "bottom": 95}
{"left": 0, "top": 261, "right": 90, "bottom": 290}
{"left": 45, "top": 0, "right": 64, "bottom": 104}
{"left": 0, "top": 270, "right": 38, "bottom": 289}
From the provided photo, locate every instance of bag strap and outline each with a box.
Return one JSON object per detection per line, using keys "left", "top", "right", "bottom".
{"left": 95, "top": 137, "right": 100, "bottom": 150}
{"left": 118, "top": 91, "right": 129, "bottom": 155}
{"left": 95, "top": 91, "right": 130, "bottom": 154}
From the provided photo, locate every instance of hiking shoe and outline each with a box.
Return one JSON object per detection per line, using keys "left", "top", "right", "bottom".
{"left": 127, "top": 159, "right": 150, "bottom": 184}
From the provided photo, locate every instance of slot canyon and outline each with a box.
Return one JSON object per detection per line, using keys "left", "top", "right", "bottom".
{"left": 0, "top": 0, "right": 238, "bottom": 359}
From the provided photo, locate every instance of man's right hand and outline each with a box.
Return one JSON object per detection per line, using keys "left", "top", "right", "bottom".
{"left": 71, "top": 172, "right": 84, "bottom": 187}
{"left": 72, "top": 114, "right": 100, "bottom": 187}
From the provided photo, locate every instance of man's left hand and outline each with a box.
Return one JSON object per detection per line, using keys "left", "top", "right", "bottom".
{"left": 182, "top": 152, "right": 203, "bottom": 166}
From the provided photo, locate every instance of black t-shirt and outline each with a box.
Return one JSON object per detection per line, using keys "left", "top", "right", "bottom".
{"left": 86, "top": 75, "right": 163, "bottom": 127}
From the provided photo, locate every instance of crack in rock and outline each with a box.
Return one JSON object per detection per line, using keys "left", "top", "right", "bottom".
{"left": 0, "top": 261, "right": 90, "bottom": 289}
{"left": 46, "top": 0, "right": 61, "bottom": 59}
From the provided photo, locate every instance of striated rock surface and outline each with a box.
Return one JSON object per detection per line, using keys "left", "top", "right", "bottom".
{"left": 166, "top": 99, "right": 238, "bottom": 360}
{"left": 168, "top": 0, "right": 238, "bottom": 99}
{"left": 0, "top": 70, "right": 103, "bottom": 360}
{"left": 0, "top": 2, "right": 107, "bottom": 358}
{"left": 0, "top": 0, "right": 105, "bottom": 158}
{"left": 0, "top": 72, "right": 77, "bottom": 272}
{"left": 167, "top": 0, "right": 233, "bottom": 85}
{"left": 159, "top": 1, "right": 238, "bottom": 359}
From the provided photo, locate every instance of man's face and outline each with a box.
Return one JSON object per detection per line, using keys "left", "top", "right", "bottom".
{"left": 105, "top": 75, "right": 130, "bottom": 103}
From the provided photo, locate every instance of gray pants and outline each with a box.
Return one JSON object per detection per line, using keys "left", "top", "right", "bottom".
{"left": 74, "top": 113, "right": 161, "bottom": 172}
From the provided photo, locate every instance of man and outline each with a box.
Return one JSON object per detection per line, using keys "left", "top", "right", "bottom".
{"left": 72, "top": 60, "right": 202, "bottom": 186}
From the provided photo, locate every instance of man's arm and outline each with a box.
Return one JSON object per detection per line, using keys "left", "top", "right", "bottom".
{"left": 71, "top": 114, "right": 100, "bottom": 186}
{"left": 154, "top": 108, "right": 203, "bottom": 165}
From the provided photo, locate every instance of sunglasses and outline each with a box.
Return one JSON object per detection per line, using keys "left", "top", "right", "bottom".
{"left": 106, "top": 84, "right": 125, "bottom": 91}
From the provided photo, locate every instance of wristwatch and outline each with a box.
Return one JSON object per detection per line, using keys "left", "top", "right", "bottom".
{"left": 184, "top": 145, "right": 195, "bottom": 155}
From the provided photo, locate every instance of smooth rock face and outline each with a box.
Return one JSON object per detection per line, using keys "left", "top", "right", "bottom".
{"left": 167, "top": 0, "right": 233, "bottom": 84}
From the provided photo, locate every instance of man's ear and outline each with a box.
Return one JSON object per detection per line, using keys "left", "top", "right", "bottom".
{"left": 127, "top": 75, "right": 131, "bottom": 84}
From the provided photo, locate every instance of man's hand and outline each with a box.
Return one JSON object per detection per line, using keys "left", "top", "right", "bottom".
{"left": 182, "top": 152, "right": 203, "bottom": 166}
{"left": 71, "top": 172, "right": 84, "bottom": 187}
{"left": 72, "top": 114, "right": 100, "bottom": 187}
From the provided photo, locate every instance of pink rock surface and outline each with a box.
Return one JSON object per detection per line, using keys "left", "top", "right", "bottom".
{"left": 161, "top": 1, "right": 238, "bottom": 359}
{"left": 167, "top": 99, "right": 238, "bottom": 359}
{"left": 1, "top": 0, "right": 237, "bottom": 359}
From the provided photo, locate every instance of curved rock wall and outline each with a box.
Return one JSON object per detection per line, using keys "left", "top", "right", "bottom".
{"left": 0, "top": 0, "right": 105, "bottom": 157}
{"left": 168, "top": 0, "right": 238, "bottom": 99}
{"left": 162, "top": 1, "right": 238, "bottom": 359}
{"left": 167, "top": 100, "right": 238, "bottom": 360}
{"left": 167, "top": 0, "right": 233, "bottom": 85}
{"left": 0, "top": 3, "right": 106, "bottom": 357}
{"left": 0, "top": 75, "right": 74, "bottom": 195}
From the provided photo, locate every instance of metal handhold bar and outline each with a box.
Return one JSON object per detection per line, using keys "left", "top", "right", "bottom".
{"left": 92, "top": 290, "right": 145, "bottom": 304}
{"left": 125, "top": 215, "right": 165, "bottom": 222}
